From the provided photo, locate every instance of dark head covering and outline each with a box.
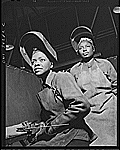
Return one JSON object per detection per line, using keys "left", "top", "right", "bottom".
{"left": 19, "top": 31, "right": 58, "bottom": 67}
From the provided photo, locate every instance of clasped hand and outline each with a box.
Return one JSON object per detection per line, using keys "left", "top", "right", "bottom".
{"left": 16, "top": 121, "right": 46, "bottom": 135}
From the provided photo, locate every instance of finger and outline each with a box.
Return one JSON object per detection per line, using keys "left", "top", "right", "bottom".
{"left": 25, "top": 121, "right": 29, "bottom": 125}
{"left": 22, "top": 121, "right": 29, "bottom": 126}
{"left": 40, "top": 122, "right": 45, "bottom": 127}
{"left": 71, "top": 104, "right": 84, "bottom": 109}
{"left": 22, "top": 122, "right": 25, "bottom": 126}
{"left": 65, "top": 108, "right": 79, "bottom": 113}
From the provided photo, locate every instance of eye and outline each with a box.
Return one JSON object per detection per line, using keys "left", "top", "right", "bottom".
{"left": 31, "top": 60, "right": 35, "bottom": 65}
{"left": 78, "top": 47, "right": 83, "bottom": 50}
{"left": 39, "top": 58, "right": 46, "bottom": 62}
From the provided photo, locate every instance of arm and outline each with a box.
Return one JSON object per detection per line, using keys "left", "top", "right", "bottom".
{"left": 46, "top": 72, "right": 90, "bottom": 134}
{"left": 106, "top": 60, "right": 117, "bottom": 95}
{"left": 6, "top": 121, "right": 32, "bottom": 146}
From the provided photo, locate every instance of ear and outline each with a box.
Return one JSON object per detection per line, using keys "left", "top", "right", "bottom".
{"left": 71, "top": 40, "right": 78, "bottom": 53}
{"left": 92, "top": 45, "right": 95, "bottom": 52}
{"left": 50, "top": 62, "right": 54, "bottom": 68}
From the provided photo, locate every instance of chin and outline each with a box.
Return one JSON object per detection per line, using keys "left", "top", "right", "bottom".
{"left": 35, "top": 71, "right": 43, "bottom": 75}
{"left": 82, "top": 56, "right": 89, "bottom": 58}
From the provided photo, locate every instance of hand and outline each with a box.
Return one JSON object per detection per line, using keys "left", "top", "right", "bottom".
{"left": 32, "top": 122, "right": 46, "bottom": 135}
{"left": 17, "top": 121, "right": 46, "bottom": 135}
{"left": 6, "top": 121, "right": 31, "bottom": 138}
{"left": 21, "top": 120, "right": 32, "bottom": 128}
{"left": 31, "top": 122, "right": 46, "bottom": 143}
{"left": 45, "top": 121, "right": 57, "bottom": 135}
{"left": 47, "top": 126, "right": 56, "bottom": 135}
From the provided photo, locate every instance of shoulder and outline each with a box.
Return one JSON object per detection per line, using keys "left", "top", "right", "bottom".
{"left": 53, "top": 71, "right": 83, "bottom": 92}
{"left": 70, "top": 62, "right": 82, "bottom": 74}
{"left": 96, "top": 58, "right": 111, "bottom": 64}
{"left": 52, "top": 71, "right": 77, "bottom": 86}
{"left": 55, "top": 71, "right": 74, "bottom": 80}
{"left": 95, "top": 58, "right": 116, "bottom": 73}
{"left": 95, "top": 58, "right": 113, "bottom": 67}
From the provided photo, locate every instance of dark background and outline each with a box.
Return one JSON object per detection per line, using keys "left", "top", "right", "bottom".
{"left": 1, "top": 0, "right": 119, "bottom": 71}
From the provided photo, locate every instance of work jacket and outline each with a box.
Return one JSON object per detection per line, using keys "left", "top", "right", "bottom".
{"left": 32, "top": 70, "right": 91, "bottom": 146}
{"left": 70, "top": 58, "right": 117, "bottom": 146}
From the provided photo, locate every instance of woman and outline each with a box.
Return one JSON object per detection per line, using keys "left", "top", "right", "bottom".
{"left": 70, "top": 26, "right": 117, "bottom": 146}
{"left": 19, "top": 31, "right": 96, "bottom": 147}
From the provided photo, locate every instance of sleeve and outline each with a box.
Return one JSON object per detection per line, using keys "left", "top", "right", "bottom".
{"left": 107, "top": 60, "right": 117, "bottom": 95}
{"left": 46, "top": 72, "right": 90, "bottom": 135}
{"left": 70, "top": 63, "right": 79, "bottom": 82}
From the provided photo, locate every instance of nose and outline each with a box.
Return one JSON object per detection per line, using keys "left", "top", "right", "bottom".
{"left": 34, "top": 60, "right": 41, "bottom": 67}
{"left": 83, "top": 47, "right": 87, "bottom": 52}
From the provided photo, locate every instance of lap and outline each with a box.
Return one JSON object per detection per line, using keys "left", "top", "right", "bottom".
{"left": 67, "top": 139, "right": 89, "bottom": 147}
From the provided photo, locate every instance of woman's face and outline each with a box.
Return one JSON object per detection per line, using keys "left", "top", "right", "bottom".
{"left": 31, "top": 51, "right": 53, "bottom": 75}
{"left": 78, "top": 40, "right": 94, "bottom": 58}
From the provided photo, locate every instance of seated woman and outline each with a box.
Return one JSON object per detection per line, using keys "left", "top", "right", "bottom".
{"left": 70, "top": 26, "right": 117, "bottom": 146}
{"left": 17, "top": 31, "right": 96, "bottom": 146}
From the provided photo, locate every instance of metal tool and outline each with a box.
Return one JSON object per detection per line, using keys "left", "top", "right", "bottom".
{"left": 16, "top": 123, "right": 69, "bottom": 132}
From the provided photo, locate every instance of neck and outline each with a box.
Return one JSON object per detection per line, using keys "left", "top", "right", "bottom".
{"left": 36, "top": 70, "right": 50, "bottom": 84}
{"left": 81, "top": 55, "right": 94, "bottom": 63}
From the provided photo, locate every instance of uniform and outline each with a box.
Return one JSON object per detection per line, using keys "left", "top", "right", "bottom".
{"left": 19, "top": 31, "right": 93, "bottom": 146}
{"left": 70, "top": 58, "right": 117, "bottom": 146}
{"left": 32, "top": 70, "right": 92, "bottom": 146}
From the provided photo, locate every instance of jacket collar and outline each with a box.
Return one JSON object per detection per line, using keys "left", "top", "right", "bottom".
{"left": 83, "top": 58, "right": 95, "bottom": 68}
{"left": 44, "top": 70, "right": 56, "bottom": 87}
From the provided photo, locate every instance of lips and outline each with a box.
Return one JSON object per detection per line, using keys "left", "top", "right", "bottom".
{"left": 34, "top": 67, "right": 43, "bottom": 71}
{"left": 83, "top": 53, "right": 89, "bottom": 56}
